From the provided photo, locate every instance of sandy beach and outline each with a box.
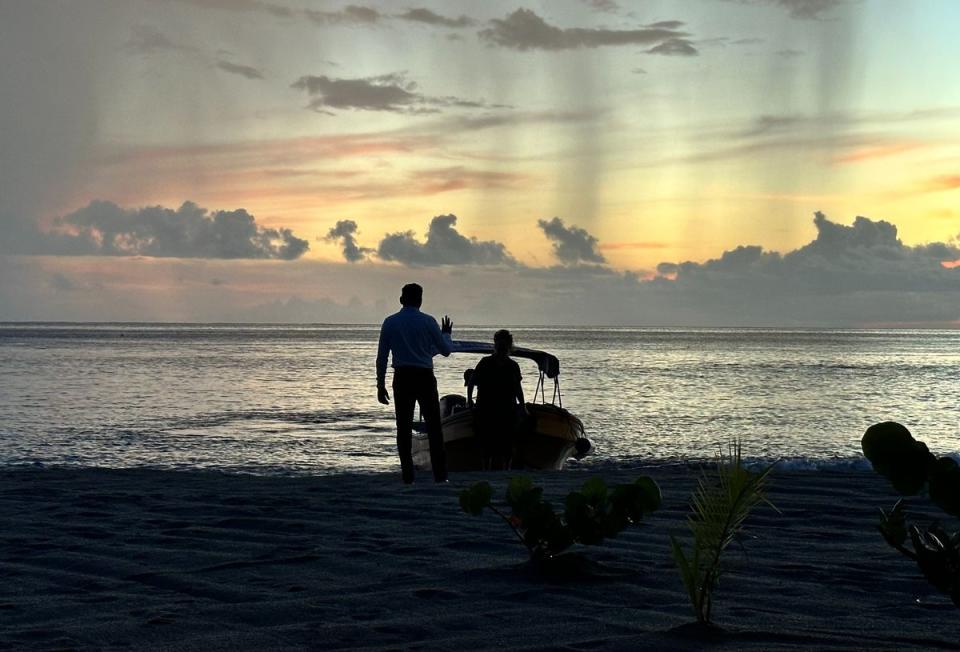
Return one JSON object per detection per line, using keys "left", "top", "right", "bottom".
{"left": 1, "top": 465, "right": 958, "bottom": 651}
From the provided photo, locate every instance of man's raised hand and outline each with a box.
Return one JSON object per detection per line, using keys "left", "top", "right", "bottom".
{"left": 441, "top": 316, "right": 453, "bottom": 335}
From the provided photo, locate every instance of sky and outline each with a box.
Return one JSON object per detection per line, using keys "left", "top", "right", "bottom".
{"left": 1, "top": 0, "right": 959, "bottom": 326}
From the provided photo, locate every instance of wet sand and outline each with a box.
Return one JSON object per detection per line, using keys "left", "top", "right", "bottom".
{"left": 1, "top": 466, "right": 958, "bottom": 650}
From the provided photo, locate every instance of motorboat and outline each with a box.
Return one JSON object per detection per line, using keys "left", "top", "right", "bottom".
{"left": 411, "top": 339, "right": 592, "bottom": 471}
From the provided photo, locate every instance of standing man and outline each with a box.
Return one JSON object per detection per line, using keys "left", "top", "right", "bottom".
{"left": 376, "top": 283, "right": 453, "bottom": 483}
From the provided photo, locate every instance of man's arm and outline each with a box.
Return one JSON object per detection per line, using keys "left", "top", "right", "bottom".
{"left": 376, "top": 321, "right": 390, "bottom": 404}
{"left": 430, "top": 315, "right": 453, "bottom": 357}
{"left": 515, "top": 363, "right": 528, "bottom": 413}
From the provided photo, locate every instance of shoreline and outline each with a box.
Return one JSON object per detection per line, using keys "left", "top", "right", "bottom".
{"left": 2, "top": 466, "right": 958, "bottom": 650}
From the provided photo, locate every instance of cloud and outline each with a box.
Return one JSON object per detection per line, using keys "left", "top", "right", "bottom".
{"left": 304, "top": 5, "right": 382, "bottom": 25}
{"left": 646, "top": 38, "right": 699, "bottom": 56}
{"left": 728, "top": 0, "right": 847, "bottom": 20}
{"left": 776, "top": 49, "right": 804, "bottom": 58}
{"left": 291, "top": 72, "right": 496, "bottom": 114}
{"left": 215, "top": 60, "right": 265, "bottom": 79}
{"left": 580, "top": 0, "right": 621, "bottom": 12}
{"left": 123, "top": 25, "right": 186, "bottom": 55}
{"left": 8, "top": 200, "right": 309, "bottom": 259}
{"left": 49, "top": 272, "right": 78, "bottom": 292}
{"left": 926, "top": 175, "right": 960, "bottom": 193}
{"left": 377, "top": 215, "right": 515, "bottom": 266}
{"left": 397, "top": 9, "right": 473, "bottom": 28}
{"left": 537, "top": 217, "right": 606, "bottom": 265}
{"left": 154, "top": 0, "right": 294, "bottom": 17}
{"left": 774, "top": 0, "right": 846, "bottom": 19}
{"left": 660, "top": 212, "right": 960, "bottom": 303}
{"left": 478, "top": 9, "right": 691, "bottom": 51}
{"left": 325, "top": 220, "right": 373, "bottom": 262}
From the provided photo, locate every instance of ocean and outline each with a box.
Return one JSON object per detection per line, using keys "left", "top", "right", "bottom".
{"left": 1, "top": 323, "right": 958, "bottom": 475}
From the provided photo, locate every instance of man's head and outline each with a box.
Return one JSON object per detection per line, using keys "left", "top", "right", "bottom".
{"left": 400, "top": 283, "right": 423, "bottom": 308}
{"left": 493, "top": 329, "right": 513, "bottom": 355}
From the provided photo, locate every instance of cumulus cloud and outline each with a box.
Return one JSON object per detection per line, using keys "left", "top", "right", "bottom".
{"left": 659, "top": 212, "right": 960, "bottom": 311}
{"left": 537, "top": 217, "right": 606, "bottom": 265}
{"left": 478, "top": 9, "right": 692, "bottom": 51}
{"left": 291, "top": 72, "right": 494, "bottom": 114}
{"left": 325, "top": 220, "right": 373, "bottom": 262}
{"left": 215, "top": 60, "right": 265, "bottom": 79}
{"left": 377, "top": 215, "right": 515, "bottom": 266}
{"left": 397, "top": 9, "right": 473, "bottom": 28}
{"left": 12, "top": 200, "right": 309, "bottom": 260}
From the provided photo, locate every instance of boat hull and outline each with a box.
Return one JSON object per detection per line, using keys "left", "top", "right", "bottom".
{"left": 411, "top": 402, "right": 586, "bottom": 471}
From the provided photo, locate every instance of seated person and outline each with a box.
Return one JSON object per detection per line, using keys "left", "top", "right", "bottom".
{"left": 467, "top": 329, "right": 526, "bottom": 470}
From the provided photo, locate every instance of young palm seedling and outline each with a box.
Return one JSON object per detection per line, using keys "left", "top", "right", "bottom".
{"left": 670, "top": 440, "right": 776, "bottom": 627}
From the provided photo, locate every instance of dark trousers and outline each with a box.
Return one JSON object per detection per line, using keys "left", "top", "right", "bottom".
{"left": 393, "top": 367, "right": 447, "bottom": 482}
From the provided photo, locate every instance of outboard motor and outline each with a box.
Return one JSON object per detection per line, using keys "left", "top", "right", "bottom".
{"left": 439, "top": 394, "right": 466, "bottom": 418}
{"left": 574, "top": 437, "right": 593, "bottom": 459}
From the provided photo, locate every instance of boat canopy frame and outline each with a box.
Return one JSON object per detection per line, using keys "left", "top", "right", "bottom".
{"left": 449, "top": 339, "right": 563, "bottom": 408}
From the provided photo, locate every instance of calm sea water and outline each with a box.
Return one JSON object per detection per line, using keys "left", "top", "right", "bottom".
{"left": 1, "top": 324, "right": 958, "bottom": 475}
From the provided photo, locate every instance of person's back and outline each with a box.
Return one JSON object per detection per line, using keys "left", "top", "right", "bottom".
{"left": 473, "top": 355, "right": 522, "bottom": 411}
{"left": 376, "top": 283, "right": 453, "bottom": 484}
{"left": 468, "top": 329, "right": 525, "bottom": 470}
{"left": 378, "top": 307, "right": 448, "bottom": 373}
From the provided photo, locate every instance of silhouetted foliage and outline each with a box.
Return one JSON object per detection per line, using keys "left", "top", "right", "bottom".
{"left": 670, "top": 441, "right": 776, "bottom": 625}
{"left": 458, "top": 475, "right": 661, "bottom": 563}
{"left": 862, "top": 421, "right": 960, "bottom": 606}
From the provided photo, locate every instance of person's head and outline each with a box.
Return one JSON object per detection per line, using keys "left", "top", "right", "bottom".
{"left": 493, "top": 329, "right": 513, "bottom": 355}
{"left": 399, "top": 283, "right": 423, "bottom": 308}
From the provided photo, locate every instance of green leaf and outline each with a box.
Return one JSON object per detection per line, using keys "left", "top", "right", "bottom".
{"left": 861, "top": 421, "right": 934, "bottom": 495}
{"left": 580, "top": 477, "right": 608, "bottom": 504}
{"left": 878, "top": 500, "right": 908, "bottom": 547}
{"left": 672, "top": 440, "right": 775, "bottom": 625}
{"left": 458, "top": 481, "right": 492, "bottom": 516}
{"left": 506, "top": 476, "right": 533, "bottom": 503}
{"left": 609, "top": 477, "right": 662, "bottom": 524}
{"left": 928, "top": 457, "right": 960, "bottom": 518}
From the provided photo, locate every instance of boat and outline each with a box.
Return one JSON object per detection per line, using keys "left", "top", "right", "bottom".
{"left": 411, "top": 339, "right": 593, "bottom": 471}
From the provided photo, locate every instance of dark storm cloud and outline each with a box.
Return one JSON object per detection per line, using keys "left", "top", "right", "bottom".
{"left": 397, "top": 9, "right": 473, "bottom": 28}
{"left": 216, "top": 60, "right": 265, "bottom": 79}
{"left": 478, "top": 9, "right": 690, "bottom": 51}
{"left": 11, "top": 201, "right": 309, "bottom": 260}
{"left": 325, "top": 220, "right": 373, "bottom": 262}
{"left": 537, "top": 217, "right": 606, "bottom": 265}
{"left": 377, "top": 215, "right": 515, "bottom": 266}
{"left": 646, "top": 38, "right": 699, "bottom": 56}
{"left": 304, "top": 5, "right": 382, "bottom": 25}
{"left": 291, "top": 72, "right": 496, "bottom": 114}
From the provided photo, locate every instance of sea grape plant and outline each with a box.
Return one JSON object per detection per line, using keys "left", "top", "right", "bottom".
{"left": 458, "top": 475, "right": 662, "bottom": 562}
{"left": 861, "top": 421, "right": 960, "bottom": 606}
{"left": 670, "top": 441, "right": 776, "bottom": 625}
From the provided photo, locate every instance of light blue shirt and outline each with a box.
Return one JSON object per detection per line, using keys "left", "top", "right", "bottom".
{"left": 376, "top": 306, "right": 452, "bottom": 385}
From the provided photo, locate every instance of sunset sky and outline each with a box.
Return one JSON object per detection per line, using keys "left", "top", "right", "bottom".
{"left": 1, "top": 0, "right": 959, "bottom": 325}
